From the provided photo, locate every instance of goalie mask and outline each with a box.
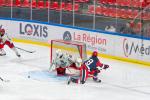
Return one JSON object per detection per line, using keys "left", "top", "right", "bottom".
{"left": 0, "top": 29, "right": 5, "bottom": 36}
{"left": 56, "top": 49, "right": 63, "bottom": 58}
{"left": 75, "top": 58, "right": 82, "bottom": 68}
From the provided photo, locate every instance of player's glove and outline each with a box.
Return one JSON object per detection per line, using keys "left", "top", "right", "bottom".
{"left": 103, "top": 64, "right": 109, "bottom": 70}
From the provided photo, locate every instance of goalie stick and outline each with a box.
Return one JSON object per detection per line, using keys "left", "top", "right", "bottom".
{"left": 0, "top": 77, "right": 10, "bottom": 82}
{"left": 15, "top": 47, "right": 36, "bottom": 53}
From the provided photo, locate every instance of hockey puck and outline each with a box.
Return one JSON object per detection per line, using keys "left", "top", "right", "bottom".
{"left": 28, "top": 75, "right": 30, "bottom": 78}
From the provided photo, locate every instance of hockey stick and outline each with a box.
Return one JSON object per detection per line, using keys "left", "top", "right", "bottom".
{"left": 0, "top": 77, "right": 10, "bottom": 82}
{"left": 15, "top": 47, "right": 36, "bottom": 53}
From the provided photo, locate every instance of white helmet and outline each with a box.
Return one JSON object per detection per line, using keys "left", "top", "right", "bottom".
{"left": 75, "top": 58, "right": 82, "bottom": 68}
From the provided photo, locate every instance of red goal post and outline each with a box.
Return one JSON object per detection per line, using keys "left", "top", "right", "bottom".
{"left": 50, "top": 39, "right": 87, "bottom": 64}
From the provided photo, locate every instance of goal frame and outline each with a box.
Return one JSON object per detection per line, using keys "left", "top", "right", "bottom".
{"left": 50, "top": 39, "right": 87, "bottom": 64}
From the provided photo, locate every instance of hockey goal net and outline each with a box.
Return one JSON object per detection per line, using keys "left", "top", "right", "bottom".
{"left": 50, "top": 39, "right": 87, "bottom": 64}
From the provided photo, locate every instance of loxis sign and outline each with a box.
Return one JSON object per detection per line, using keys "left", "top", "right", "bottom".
{"left": 123, "top": 38, "right": 150, "bottom": 57}
{"left": 19, "top": 23, "right": 48, "bottom": 38}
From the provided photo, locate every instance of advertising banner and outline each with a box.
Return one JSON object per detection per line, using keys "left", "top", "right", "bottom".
{"left": 0, "top": 19, "right": 149, "bottom": 63}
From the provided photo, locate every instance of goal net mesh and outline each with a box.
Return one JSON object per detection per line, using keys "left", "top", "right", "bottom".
{"left": 50, "top": 39, "right": 87, "bottom": 64}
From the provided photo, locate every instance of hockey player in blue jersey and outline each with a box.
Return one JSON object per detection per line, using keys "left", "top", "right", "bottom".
{"left": 67, "top": 51, "right": 109, "bottom": 84}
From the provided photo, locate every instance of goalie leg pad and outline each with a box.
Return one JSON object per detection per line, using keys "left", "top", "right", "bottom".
{"left": 56, "top": 67, "right": 66, "bottom": 76}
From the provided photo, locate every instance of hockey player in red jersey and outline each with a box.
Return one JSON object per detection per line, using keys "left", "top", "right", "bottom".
{"left": 67, "top": 51, "right": 109, "bottom": 84}
{"left": 0, "top": 28, "right": 21, "bottom": 57}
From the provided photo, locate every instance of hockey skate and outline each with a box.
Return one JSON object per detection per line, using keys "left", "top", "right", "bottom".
{"left": 93, "top": 77, "right": 101, "bottom": 83}
{"left": 0, "top": 53, "right": 6, "bottom": 56}
{"left": 16, "top": 53, "right": 21, "bottom": 57}
{"left": 0, "top": 49, "right": 6, "bottom": 56}
{"left": 15, "top": 51, "right": 21, "bottom": 57}
{"left": 12, "top": 47, "right": 21, "bottom": 57}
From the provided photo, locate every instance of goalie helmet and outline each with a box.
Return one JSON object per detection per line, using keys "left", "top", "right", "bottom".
{"left": 56, "top": 49, "right": 63, "bottom": 58}
{"left": 92, "top": 51, "right": 98, "bottom": 57}
{"left": 0, "top": 29, "right": 5, "bottom": 36}
{"left": 75, "top": 58, "right": 82, "bottom": 68}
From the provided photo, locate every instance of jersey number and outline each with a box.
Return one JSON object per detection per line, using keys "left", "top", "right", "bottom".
{"left": 85, "top": 59, "right": 93, "bottom": 67}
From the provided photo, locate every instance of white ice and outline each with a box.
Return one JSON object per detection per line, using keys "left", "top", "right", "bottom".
{"left": 0, "top": 42, "right": 150, "bottom": 100}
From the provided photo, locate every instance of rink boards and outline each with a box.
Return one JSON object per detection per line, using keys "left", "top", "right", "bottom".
{"left": 0, "top": 18, "right": 150, "bottom": 66}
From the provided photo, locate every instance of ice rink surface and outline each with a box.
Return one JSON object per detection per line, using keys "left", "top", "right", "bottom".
{"left": 0, "top": 42, "right": 150, "bottom": 100}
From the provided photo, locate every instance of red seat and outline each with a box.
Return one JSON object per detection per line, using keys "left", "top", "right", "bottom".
{"left": 87, "top": 5, "right": 94, "bottom": 14}
{"left": 132, "top": 10, "right": 139, "bottom": 19}
{"left": 32, "top": 0, "right": 37, "bottom": 8}
{"left": 120, "top": 0, "right": 131, "bottom": 7}
{"left": 75, "top": 0, "right": 79, "bottom": 2}
{"left": 108, "top": 0, "right": 116, "bottom": 5}
{"left": 142, "top": 11, "right": 150, "bottom": 20}
{"left": 109, "top": 7, "right": 117, "bottom": 17}
{"left": 102, "top": 6, "right": 109, "bottom": 16}
{"left": 51, "top": 2, "right": 59, "bottom": 10}
{"left": 115, "top": 8, "right": 123, "bottom": 18}
{"left": 127, "top": 9, "right": 138, "bottom": 19}
{"left": 132, "top": 0, "right": 147, "bottom": 8}
{"left": 0, "top": 0, "right": 5, "bottom": 6}
{"left": 22, "top": 0, "right": 30, "bottom": 7}
{"left": 127, "top": 9, "right": 133, "bottom": 19}
{"left": 61, "top": 2, "right": 65, "bottom": 10}
{"left": 120, "top": 9, "right": 127, "bottom": 18}
{"left": 101, "top": 0, "right": 108, "bottom": 4}
{"left": 77, "top": 0, "right": 87, "bottom": 3}
{"left": 56, "top": 2, "right": 65, "bottom": 10}
{"left": 5, "top": 0, "right": 11, "bottom": 7}
{"left": 37, "top": 1, "right": 44, "bottom": 9}
{"left": 14, "top": 0, "right": 21, "bottom": 7}
{"left": 116, "top": 0, "right": 122, "bottom": 6}
{"left": 46, "top": 1, "right": 50, "bottom": 8}
{"left": 74, "top": 3, "right": 79, "bottom": 11}
{"left": 65, "top": 3, "right": 72, "bottom": 11}
{"left": 85, "top": 0, "right": 89, "bottom": 2}
{"left": 96, "top": 6, "right": 102, "bottom": 15}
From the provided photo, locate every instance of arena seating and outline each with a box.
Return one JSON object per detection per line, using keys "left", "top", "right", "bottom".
{"left": 0, "top": 0, "right": 148, "bottom": 20}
